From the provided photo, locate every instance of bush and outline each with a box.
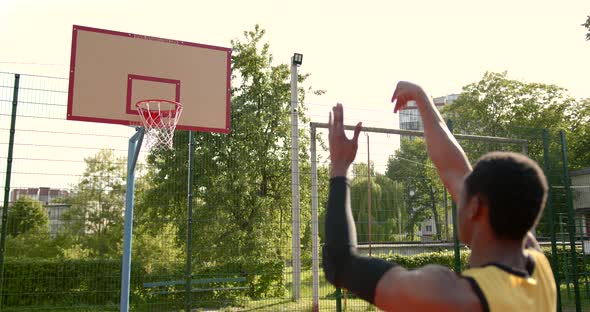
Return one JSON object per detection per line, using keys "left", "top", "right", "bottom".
{"left": 2, "top": 258, "right": 145, "bottom": 307}
{"left": 376, "top": 246, "right": 590, "bottom": 275}
{"left": 377, "top": 250, "right": 470, "bottom": 271}
{"left": 142, "top": 258, "right": 285, "bottom": 309}
{"left": 3, "top": 256, "right": 284, "bottom": 309}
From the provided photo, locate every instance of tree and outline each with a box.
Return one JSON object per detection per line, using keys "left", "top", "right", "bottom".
{"left": 5, "top": 231, "right": 62, "bottom": 258}
{"left": 442, "top": 72, "right": 576, "bottom": 136}
{"left": 4, "top": 197, "right": 59, "bottom": 259}
{"left": 568, "top": 98, "right": 590, "bottom": 169}
{"left": 442, "top": 71, "right": 590, "bottom": 170}
{"left": 441, "top": 72, "right": 590, "bottom": 237}
{"left": 132, "top": 222, "right": 183, "bottom": 273}
{"left": 386, "top": 139, "right": 447, "bottom": 241}
{"left": 62, "top": 149, "right": 127, "bottom": 257}
{"left": 583, "top": 16, "right": 590, "bottom": 41}
{"left": 140, "top": 25, "right": 321, "bottom": 267}
{"left": 349, "top": 163, "right": 406, "bottom": 242}
{"left": 7, "top": 197, "right": 49, "bottom": 237}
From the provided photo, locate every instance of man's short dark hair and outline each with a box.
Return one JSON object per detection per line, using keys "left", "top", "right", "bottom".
{"left": 464, "top": 152, "right": 548, "bottom": 240}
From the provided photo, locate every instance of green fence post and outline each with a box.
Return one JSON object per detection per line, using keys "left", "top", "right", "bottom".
{"left": 0, "top": 74, "right": 20, "bottom": 309}
{"left": 561, "top": 215, "right": 571, "bottom": 297}
{"left": 451, "top": 201, "right": 461, "bottom": 272}
{"left": 447, "top": 120, "right": 461, "bottom": 273}
{"left": 543, "top": 128, "right": 562, "bottom": 311}
{"left": 186, "top": 131, "right": 195, "bottom": 312}
{"left": 560, "top": 130, "right": 581, "bottom": 312}
{"left": 336, "top": 287, "right": 342, "bottom": 312}
{"left": 577, "top": 218, "right": 589, "bottom": 297}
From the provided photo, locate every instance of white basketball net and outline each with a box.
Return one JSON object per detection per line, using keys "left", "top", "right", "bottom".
{"left": 135, "top": 99, "right": 183, "bottom": 150}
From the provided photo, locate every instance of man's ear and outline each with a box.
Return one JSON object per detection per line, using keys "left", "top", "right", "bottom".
{"left": 470, "top": 193, "right": 488, "bottom": 220}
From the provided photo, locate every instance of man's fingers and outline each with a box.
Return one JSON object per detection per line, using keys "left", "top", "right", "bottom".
{"left": 328, "top": 111, "right": 333, "bottom": 135}
{"left": 391, "top": 86, "right": 399, "bottom": 103}
{"left": 332, "top": 103, "right": 344, "bottom": 134}
{"left": 331, "top": 105, "right": 338, "bottom": 134}
{"left": 393, "top": 95, "right": 407, "bottom": 114}
{"left": 392, "top": 84, "right": 402, "bottom": 113}
{"left": 332, "top": 105, "right": 338, "bottom": 128}
{"left": 352, "top": 122, "right": 363, "bottom": 143}
{"left": 394, "top": 98, "right": 402, "bottom": 114}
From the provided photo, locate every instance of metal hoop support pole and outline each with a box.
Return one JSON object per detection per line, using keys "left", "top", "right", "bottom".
{"left": 120, "top": 127, "right": 144, "bottom": 312}
{"left": 0, "top": 74, "right": 20, "bottom": 310}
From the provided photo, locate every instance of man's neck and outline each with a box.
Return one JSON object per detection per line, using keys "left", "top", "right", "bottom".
{"left": 469, "top": 234, "right": 526, "bottom": 269}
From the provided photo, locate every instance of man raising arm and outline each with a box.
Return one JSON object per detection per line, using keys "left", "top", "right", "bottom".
{"left": 323, "top": 82, "right": 555, "bottom": 311}
{"left": 323, "top": 103, "right": 481, "bottom": 311}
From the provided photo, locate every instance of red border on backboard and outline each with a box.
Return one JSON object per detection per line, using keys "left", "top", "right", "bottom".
{"left": 67, "top": 25, "right": 232, "bottom": 133}
{"left": 125, "top": 74, "right": 181, "bottom": 115}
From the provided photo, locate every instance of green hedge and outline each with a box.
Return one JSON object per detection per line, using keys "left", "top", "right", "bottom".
{"left": 195, "top": 259, "right": 285, "bottom": 300}
{"left": 141, "top": 259, "right": 285, "bottom": 309}
{"left": 542, "top": 246, "right": 590, "bottom": 283}
{"left": 376, "top": 250, "right": 469, "bottom": 269}
{"left": 375, "top": 247, "right": 566, "bottom": 272}
{"left": 2, "top": 257, "right": 284, "bottom": 309}
{"left": 5, "top": 247, "right": 582, "bottom": 309}
{"left": 378, "top": 250, "right": 470, "bottom": 270}
{"left": 2, "top": 258, "right": 144, "bottom": 307}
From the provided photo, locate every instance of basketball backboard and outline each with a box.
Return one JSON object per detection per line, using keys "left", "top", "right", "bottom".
{"left": 67, "top": 25, "right": 231, "bottom": 133}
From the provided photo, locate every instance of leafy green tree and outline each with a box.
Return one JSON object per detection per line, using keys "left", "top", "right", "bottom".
{"left": 132, "top": 223, "right": 183, "bottom": 273}
{"left": 300, "top": 164, "right": 331, "bottom": 268}
{"left": 442, "top": 72, "right": 576, "bottom": 136}
{"left": 5, "top": 232, "right": 62, "bottom": 258}
{"left": 442, "top": 71, "right": 589, "bottom": 169}
{"left": 62, "top": 149, "right": 127, "bottom": 257}
{"left": 583, "top": 16, "right": 590, "bottom": 41}
{"left": 386, "top": 139, "right": 446, "bottom": 241}
{"left": 568, "top": 98, "right": 590, "bottom": 168}
{"left": 7, "top": 196, "right": 49, "bottom": 237}
{"left": 352, "top": 162, "right": 375, "bottom": 178}
{"left": 350, "top": 163, "right": 406, "bottom": 242}
{"left": 4, "top": 197, "right": 59, "bottom": 259}
{"left": 441, "top": 72, "right": 590, "bottom": 238}
{"left": 140, "top": 25, "right": 321, "bottom": 267}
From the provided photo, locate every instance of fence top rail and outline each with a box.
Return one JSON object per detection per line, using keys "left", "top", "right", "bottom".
{"left": 357, "top": 242, "right": 465, "bottom": 248}
{"left": 0, "top": 71, "right": 68, "bottom": 80}
{"left": 143, "top": 277, "right": 247, "bottom": 288}
{"left": 309, "top": 122, "right": 529, "bottom": 145}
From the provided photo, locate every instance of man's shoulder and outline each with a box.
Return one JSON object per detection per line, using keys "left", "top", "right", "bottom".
{"left": 375, "top": 265, "right": 483, "bottom": 312}
{"left": 525, "top": 247, "right": 547, "bottom": 259}
{"left": 525, "top": 248, "right": 553, "bottom": 272}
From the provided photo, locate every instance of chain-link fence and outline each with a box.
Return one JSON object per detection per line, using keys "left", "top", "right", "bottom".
{"left": 0, "top": 72, "right": 587, "bottom": 311}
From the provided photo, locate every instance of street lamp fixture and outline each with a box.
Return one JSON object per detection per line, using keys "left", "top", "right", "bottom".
{"left": 292, "top": 53, "right": 303, "bottom": 66}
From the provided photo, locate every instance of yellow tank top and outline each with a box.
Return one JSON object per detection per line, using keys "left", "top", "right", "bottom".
{"left": 461, "top": 249, "right": 556, "bottom": 312}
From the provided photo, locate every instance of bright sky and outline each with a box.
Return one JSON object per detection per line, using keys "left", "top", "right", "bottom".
{"left": 0, "top": 0, "right": 588, "bottom": 192}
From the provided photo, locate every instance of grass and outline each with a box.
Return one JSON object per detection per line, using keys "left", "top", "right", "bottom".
{"left": 2, "top": 305, "right": 119, "bottom": 312}
{"left": 231, "top": 267, "right": 375, "bottom": 312}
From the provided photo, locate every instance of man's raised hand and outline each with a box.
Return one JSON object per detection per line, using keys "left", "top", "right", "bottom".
{"left": 391, "top": 81, "right": 429, "bottom": 113}
{"left": 328, "top": 103, "right": 362, "bottom": 177}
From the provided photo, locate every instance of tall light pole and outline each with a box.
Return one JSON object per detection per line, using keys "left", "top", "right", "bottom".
{"left": 290, "top": 53, "right": 302, "bottom": 300}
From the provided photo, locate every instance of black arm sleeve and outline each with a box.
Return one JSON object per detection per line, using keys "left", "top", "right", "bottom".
{"left": 322, "top": 177, "right": 397, "bottom": 304}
